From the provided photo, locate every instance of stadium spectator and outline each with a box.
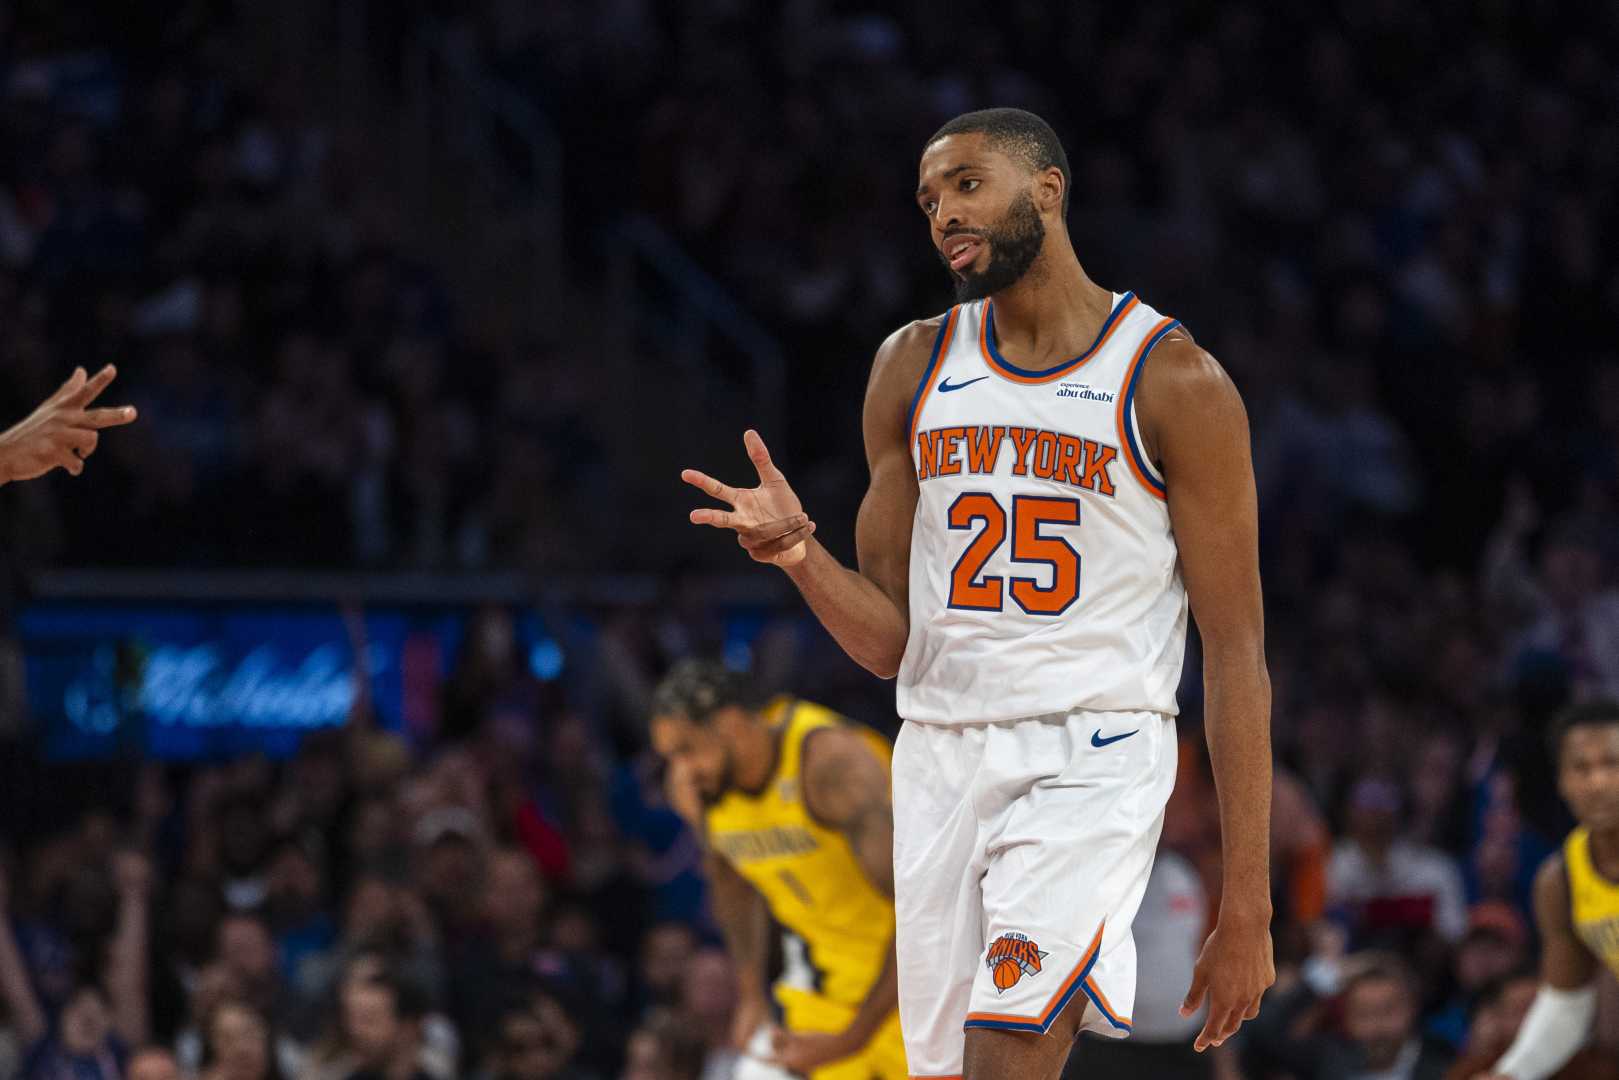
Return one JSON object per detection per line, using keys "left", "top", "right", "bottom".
{"left": 676, "top": 949, "right": 739, "bottom": 1080}
{"left": 620, "top": 1008, "right": 705, "bottom": 1080}
{"left": 200, "top": 999, "right": 288, "bottom": 1080}
{"left": 128, "top": 1045, "right": 185, "bottom": 1080}
{"left": 1428, "top": 903, "right": 1532, "bottom": 1050}
{"left": 300, "top": 968, "right": 438, "bottom": 1080}
{"left": 1329, "top": 776, "right": 1470, "bottom": 948}
{"left": 474, "top": 982, "right": 595, "bottom": 1080}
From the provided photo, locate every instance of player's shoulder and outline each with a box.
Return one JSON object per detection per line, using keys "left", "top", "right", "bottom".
{"left": 800, "top": 720, "right": 888, "bottom": 825}
{"left": 1532, "top": 848, "right": 1573, "bottom": 921}
{"left": 864, "top": 312, "right": 955, "bottom": 425}
{"left": 800, "top": 717, "right": 885, "bottom": 784}
{"left": 1133, "top": 323, "right": 1246, "bottom": 445}
{"left": 874, "top": 312, "right": 951, "bottom": 374}
{"left": 1138, "top": 326, "right": 1231, "bottom": 398}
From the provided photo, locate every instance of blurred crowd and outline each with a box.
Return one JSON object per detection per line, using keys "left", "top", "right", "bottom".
{"left": 5, "top": 1, "right": 1619, "bottom": 1079}
{"left": 0, "top": 0, "right": 614, "bottom": 575}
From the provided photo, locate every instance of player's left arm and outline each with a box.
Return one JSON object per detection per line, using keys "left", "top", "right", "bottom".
{"left": 769, "top": 726, "right": 899, "bottom": 1071}
{"left": 1135, "top": 331, "right": 1276, "bottom": 1053}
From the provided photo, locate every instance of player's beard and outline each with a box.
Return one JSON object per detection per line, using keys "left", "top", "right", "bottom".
{"left": 943, "top": 191, "right": 1047, "bottom": 302}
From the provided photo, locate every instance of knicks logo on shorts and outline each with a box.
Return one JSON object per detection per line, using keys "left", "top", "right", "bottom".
{"left": 984, "top": 932, "right": 1049, "bottom": 994}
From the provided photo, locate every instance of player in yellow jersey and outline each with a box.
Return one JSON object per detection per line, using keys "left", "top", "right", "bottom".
{"left": 650, "top": 660, "right": 907, "bottom": 1080}
{"left": 1477, "top": 701, "right": 1619, "bottom": 1080}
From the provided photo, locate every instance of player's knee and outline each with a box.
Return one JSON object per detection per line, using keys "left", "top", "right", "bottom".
{"left": 964, "top": 1023, "right": 1079, "bottom": 1080}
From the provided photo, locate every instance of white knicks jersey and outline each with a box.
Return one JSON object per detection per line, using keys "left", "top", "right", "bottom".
{"left": 896, "top": 291, "right": 1189, "bottom": 724}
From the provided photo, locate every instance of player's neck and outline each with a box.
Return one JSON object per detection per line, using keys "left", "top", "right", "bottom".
{"left": 987, "top": 250, "right": 1114, "bottom": 367}
{"left": 1589, "top": 825, "right": 1619, "bottom": 881}
{"left": 734, "top": 722, "right": 782, "bottom": 795}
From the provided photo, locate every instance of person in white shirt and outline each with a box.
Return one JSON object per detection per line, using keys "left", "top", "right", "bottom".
{"left": 1329, "top": 777, "right": 1469, "bottom": 945}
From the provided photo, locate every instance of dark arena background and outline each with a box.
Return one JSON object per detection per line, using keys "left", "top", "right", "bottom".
{"left": 1, "top": 2, "right": 1618, "bottom": 1078}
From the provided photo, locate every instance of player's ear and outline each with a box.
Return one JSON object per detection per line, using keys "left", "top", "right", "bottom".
{"left": 1036, "top": 166, "right": 1065, "bottom": 215}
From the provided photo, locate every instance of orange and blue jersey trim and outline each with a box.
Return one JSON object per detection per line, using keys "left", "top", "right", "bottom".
{"left": 964, "top": 922, "right": 1132, "bottom": 1035}
{"left": 979, "top": 292, "right": 1137, "bottom": 384}
{"left": 1116, "top": 317, "right": 1180, "bottom": 501}
{"left": 907, "top": 306, "right": 961, "bottom": 450}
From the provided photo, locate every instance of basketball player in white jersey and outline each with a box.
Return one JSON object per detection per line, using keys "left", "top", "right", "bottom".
{"left": 682, "top": 108, "right": 1273, "bottom": 1079}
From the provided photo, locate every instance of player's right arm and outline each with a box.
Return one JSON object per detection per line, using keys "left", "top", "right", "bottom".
{"left": 682, "top": 320, "right": 937, "bottom": 678}
{"left": 706, "top": 847, "right": 776, "bottom": 1048}
{"left": 664, "top": 759, "right": 774, "bottom": 1047}
{"left": 1475, "top": 854, "right": 1598, "bottom": 1080}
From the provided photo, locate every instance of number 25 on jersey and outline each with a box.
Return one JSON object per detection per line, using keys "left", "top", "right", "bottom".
{"left": 947, "top": 493, "right": 1080, "bottom": 615}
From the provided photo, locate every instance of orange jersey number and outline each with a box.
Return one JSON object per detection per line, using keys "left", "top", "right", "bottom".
{"left": 946, "top": 492, "right": 1007, "bottom": 610}
{"left": 946, "top": 493, "right": 1081, "bottom": 615}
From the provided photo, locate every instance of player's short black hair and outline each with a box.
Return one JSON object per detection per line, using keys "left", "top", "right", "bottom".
{"left": 926, "top": 108, "right": 1072, "bottom": 216}
{"left": 651, "top": 659, "right": 760, "bottom": 726}
{"left": 1550, "top": 699, "right": 1619, "bottom": 760}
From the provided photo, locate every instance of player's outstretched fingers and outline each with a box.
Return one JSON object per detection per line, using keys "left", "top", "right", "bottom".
{"left": 49, "top": 367, "right": 88, "bottom": 405}
{"left": 690, "top": 507, "right": 740, "bottom": 529}
{"left": 743, "top": 429, "right": 783, "bottom": 482}
{"left": 84, "top": 405, "right": 138, "bottom": 429}
{"left": 681, "top": 468, "right": 741, "bottom": 506}
{"left": 69, "top": 364, "right": 119, "bottom": 408}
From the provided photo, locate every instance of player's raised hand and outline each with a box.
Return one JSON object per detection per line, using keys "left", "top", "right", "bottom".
{"left": 1181, "top": 912, "right": 1274, "bottom": 1052}
{"left": 0, "top": 365, "right": 137, "bottom": 484}
{"left": 682, "top": 429, "right": 815, "bottom": 567}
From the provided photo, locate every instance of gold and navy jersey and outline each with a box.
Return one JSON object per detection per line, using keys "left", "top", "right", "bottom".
{"left": 704, "top": 697, "right": 894, "bottom": 1009}
{"left": 1565, "top": 826, "right": 1619, "bottom": 978}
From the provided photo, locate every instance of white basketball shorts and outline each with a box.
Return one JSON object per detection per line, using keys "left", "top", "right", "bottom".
{"left": 890, "top": 709, "right": 1178, "bottom": 1078}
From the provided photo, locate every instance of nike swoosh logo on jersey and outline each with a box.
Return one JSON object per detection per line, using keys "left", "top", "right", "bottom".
{"left": 1091, "top": 729, "right": 1139, "bottom": 748}
{"left": 937, "top": 376, "right": 989, "bottom": 393}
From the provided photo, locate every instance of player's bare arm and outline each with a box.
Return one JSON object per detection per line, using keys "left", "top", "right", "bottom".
{"left": 1473, "top": 855, "right": 1598, "bottom": 1080}
{"left": 683, "top": 318, "right": 938, "bottom": 678}
{"left": 0, "top": 365, "right": 137, "bottom": 485}
{"left": 768, "top": 726, "right": 900, "bottom": 1072}
{"left": 1134, "top": 332, "right": 1275, "bottom": 1052}
{"left": 705, "top": 844, "right": 776, "bottom": 1049}
{"left": 662, "top": 757, "right": 773, "bottom": 1049}
{"left": 1530, "top": 855, "right": 1599, "bottom": 991}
